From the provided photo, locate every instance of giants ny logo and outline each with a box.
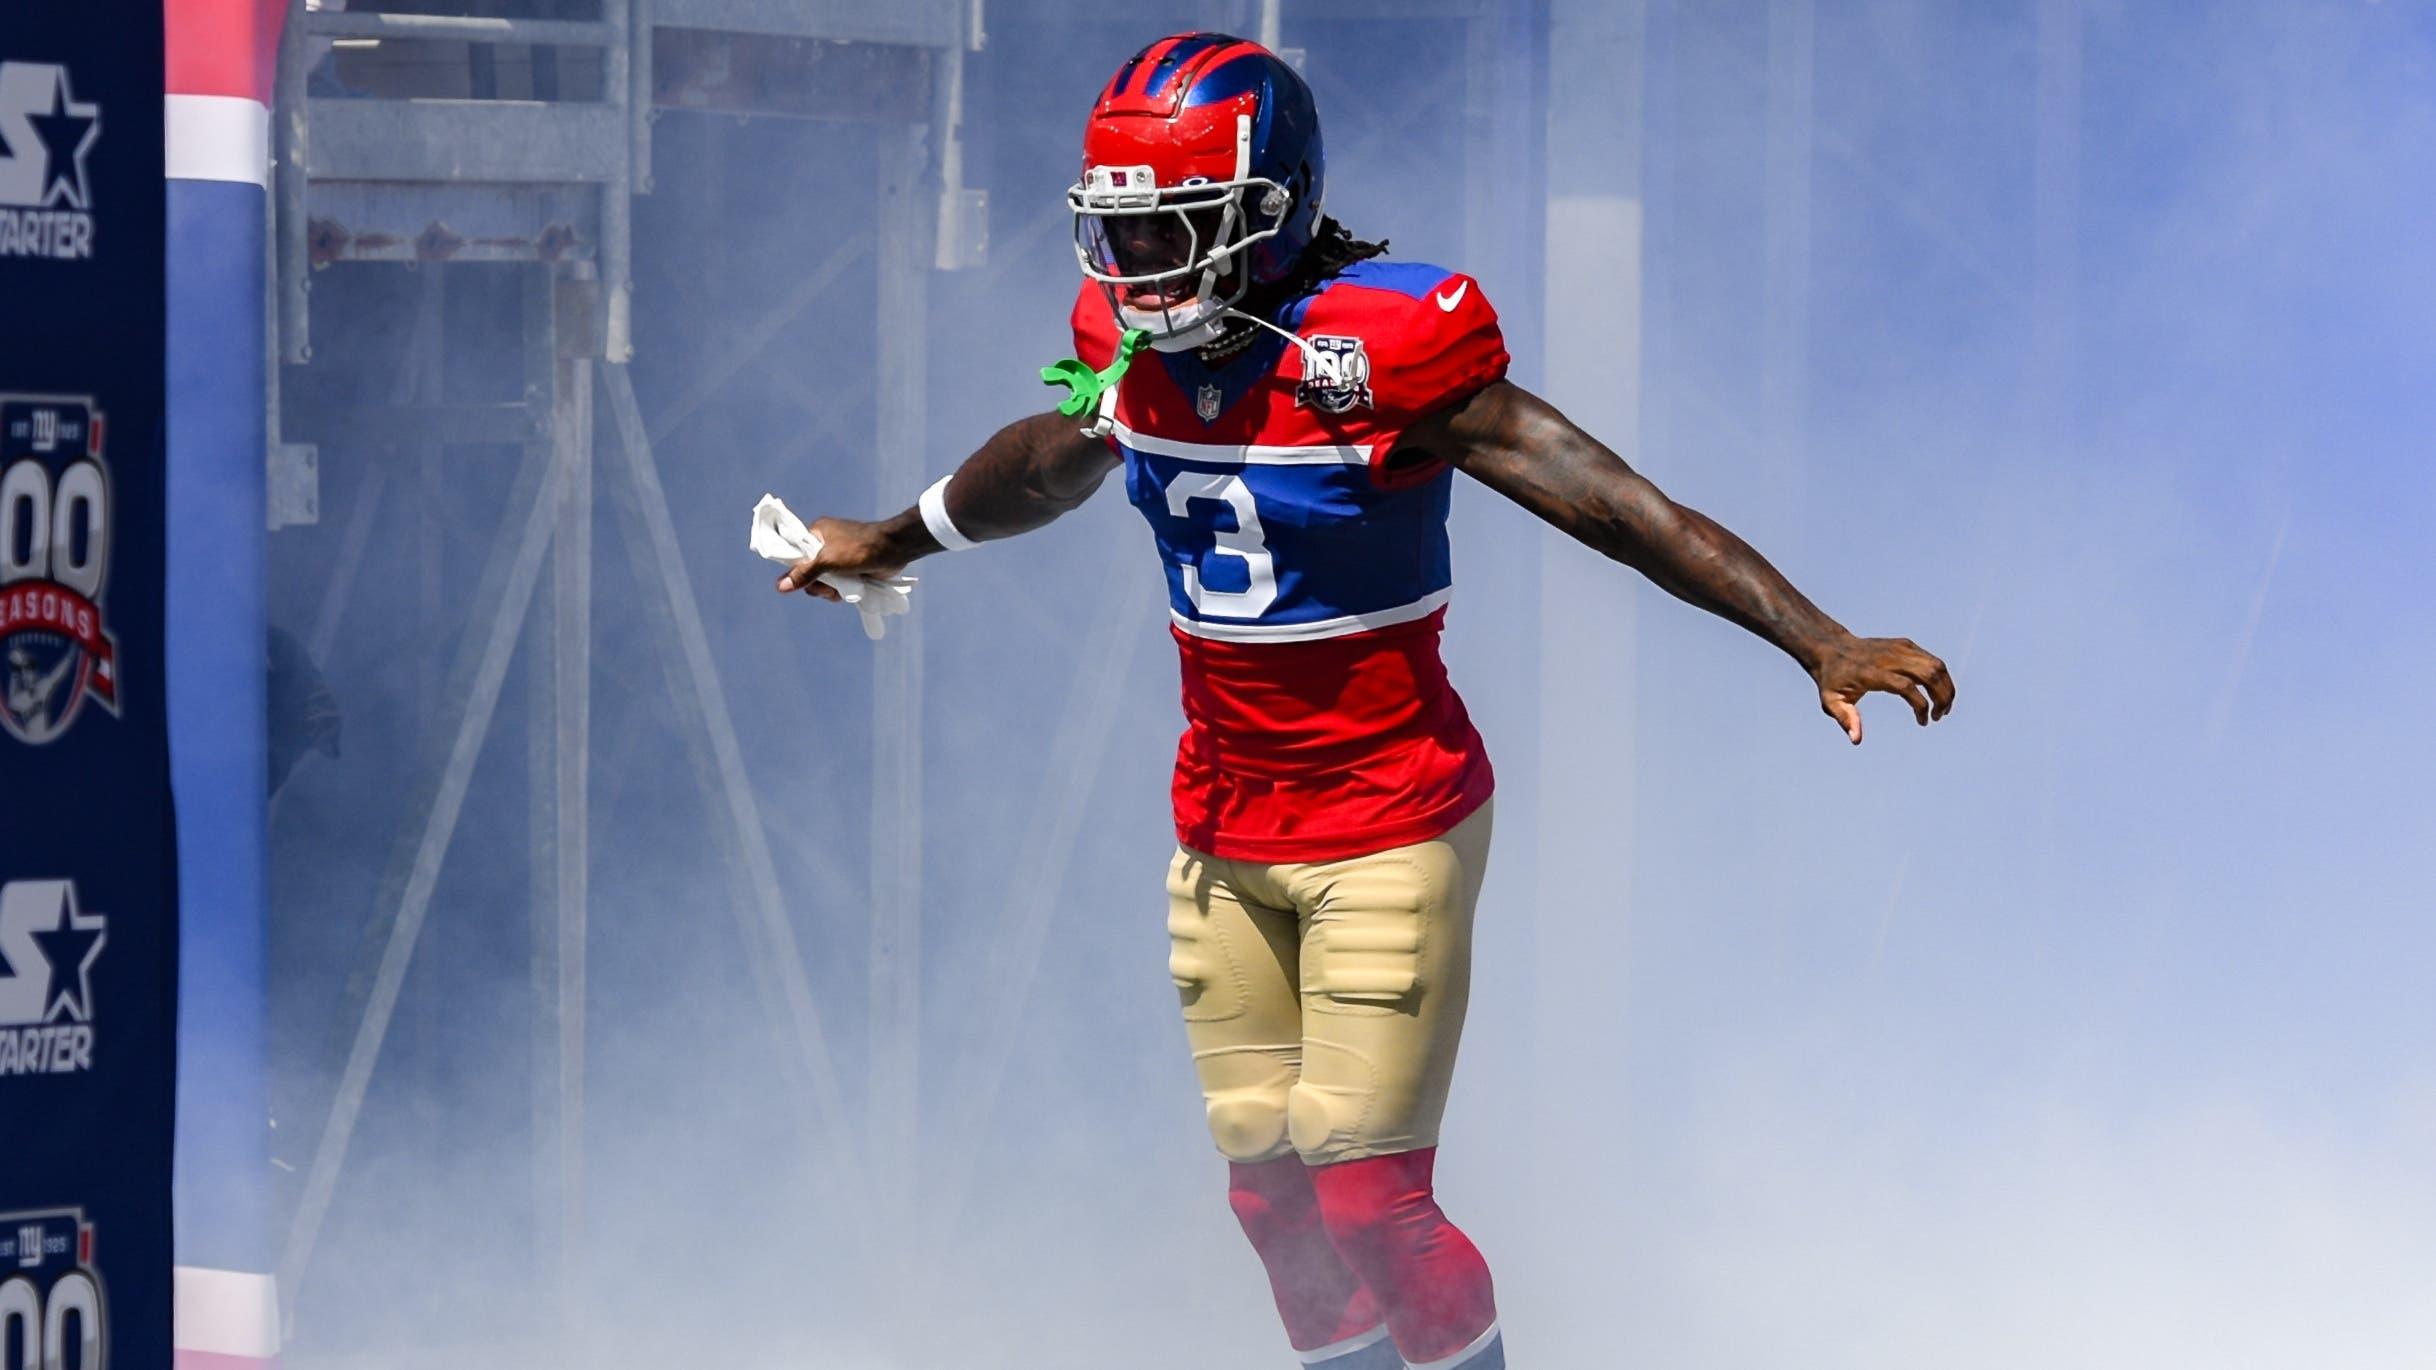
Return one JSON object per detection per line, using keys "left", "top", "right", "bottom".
{"left": 0, "top": 881, "right": 105, "bottom": 1078}
{"left": 0, "top": 62, "right": 101, "bottom": 261}
{"left": 0, "top": 1208, "right": 107, "bottom": 1370}
{"left": 0, "top": 396, "right": 118, "bottom": 745}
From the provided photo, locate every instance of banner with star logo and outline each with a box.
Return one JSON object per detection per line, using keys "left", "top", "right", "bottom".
{"left": 0, "top": 3, "right": 178, "bottom": 1368}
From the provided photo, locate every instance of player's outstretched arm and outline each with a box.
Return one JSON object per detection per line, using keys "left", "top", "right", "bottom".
{"left": 1416, "top": 379, "right": 1955, "bottom": 744}
{"left": 775, "top": 410, "right": 1120, "bottom": 601}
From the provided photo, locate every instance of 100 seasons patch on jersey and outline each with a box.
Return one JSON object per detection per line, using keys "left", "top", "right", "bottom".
{"left": 1296, "top": 335, "right": 1374, "bottom": 414}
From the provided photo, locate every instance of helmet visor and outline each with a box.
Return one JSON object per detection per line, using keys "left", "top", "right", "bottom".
{"left": 1079, "top": 203, "right": 1231, "bottom": 286}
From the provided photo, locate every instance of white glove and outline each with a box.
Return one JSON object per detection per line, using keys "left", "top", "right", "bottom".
{"left": 750, "top": 493, "right": 917, "bottom": 641}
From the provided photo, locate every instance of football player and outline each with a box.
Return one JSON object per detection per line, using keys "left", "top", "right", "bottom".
{"left": 778, "top": 32, "right": 1954, "bottom": 1370}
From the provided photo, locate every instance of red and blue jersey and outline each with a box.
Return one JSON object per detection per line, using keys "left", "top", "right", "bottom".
{"left": 1071, "top": 259, "right": 1509, "bottom": 862}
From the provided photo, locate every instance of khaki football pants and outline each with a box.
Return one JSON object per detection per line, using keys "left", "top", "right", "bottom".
{"left": 1164, "top": 802, "right": 1493, "bottom": 1165}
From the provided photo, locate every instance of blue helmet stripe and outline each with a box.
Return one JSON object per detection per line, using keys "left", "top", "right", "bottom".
{"left": 1145, "top": 32, "right": 1229, "bottom": 101}
{"left": 1183, "top": 52, "right": 1269, "bottom": 108}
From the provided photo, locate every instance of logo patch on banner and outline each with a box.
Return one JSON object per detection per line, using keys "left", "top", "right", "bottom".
{"left": 0, "top": 396, "right": 117, "bottom": 746}
{"left": 0, "top": 880, "right": 106, "bottom": 1078}
{"left": 0, "top": 63, "right": 102, "bottom": 261}
{"left": 0, "top": 1208, "right": 108, "bottom": 1367}
{"left": 1295, "top": 335, "right": 1374, "bottom": 414}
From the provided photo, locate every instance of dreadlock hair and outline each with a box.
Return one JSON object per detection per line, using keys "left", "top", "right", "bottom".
{"left": 1196, "top": 218, "right": 1394, "bottom": 363}
{"left": 1293, "top": 216, "right": 1392, "bottom": 290}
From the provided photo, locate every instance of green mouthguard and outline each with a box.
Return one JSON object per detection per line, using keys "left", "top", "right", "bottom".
{"left": 1040, "top": 327, "right": 1150, "bottom": 418}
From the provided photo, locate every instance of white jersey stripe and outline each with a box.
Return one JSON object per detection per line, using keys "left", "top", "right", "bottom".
{"left": 1113, "top": 418, "right": 1371, "bottom": 468}
{"left": 1172, "top": 587, "right": 1451, "bottom": 643}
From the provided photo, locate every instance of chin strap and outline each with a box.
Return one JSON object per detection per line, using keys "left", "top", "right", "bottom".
{"left": 1219, "top": 304, "right": 1323, "bottom": 367}
{"left": 1040, "top": 327, "right": 1149, "bottom": 438}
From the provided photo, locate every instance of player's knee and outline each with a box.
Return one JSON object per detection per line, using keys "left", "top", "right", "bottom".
{"left": 1206, "top": 1086, "right": 1293, "bottom": 1162}
{"left": 1286, "top": 1078, "right": 1361, "bottom": 1161}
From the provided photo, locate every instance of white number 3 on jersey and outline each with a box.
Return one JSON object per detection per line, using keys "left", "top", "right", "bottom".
{"left": 1162, "top": 470, "right": 1279, "bottom": 619}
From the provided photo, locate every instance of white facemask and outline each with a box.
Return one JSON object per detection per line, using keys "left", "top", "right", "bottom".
{"left": 1122, "top": 294, "right": 1234, "bottom": 352}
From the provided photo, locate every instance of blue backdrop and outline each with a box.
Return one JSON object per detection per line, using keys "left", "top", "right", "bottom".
{"left": 0, "top": 8, "right": 179, "bottom": 1370}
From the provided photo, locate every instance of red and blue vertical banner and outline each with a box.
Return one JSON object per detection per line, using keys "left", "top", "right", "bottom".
{"left": 0, "top": 3, "right": 180, "bottom": 1370}
{"left": 166, "top": 2, "right": 286, "bottom": 1367}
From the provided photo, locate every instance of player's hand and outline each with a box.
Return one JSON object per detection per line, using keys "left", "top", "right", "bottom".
{"left": 1810, "top": 633, "right": 1954, "bottom": 745}
{"left": 774, "top": 515, "right": 908, "bottom": 601}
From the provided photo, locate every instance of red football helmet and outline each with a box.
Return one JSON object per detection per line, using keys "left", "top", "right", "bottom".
{"left": 1070, "top": 33, "right": 1327, "bottom": 351}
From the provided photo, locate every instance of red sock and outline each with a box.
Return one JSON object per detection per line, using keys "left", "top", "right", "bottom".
{"left": 1309, "top": 1148, "right": 1498, "bottom": 1364}
{"left": 1227, "top": 1157, "right": 1385, "bottom": 1353}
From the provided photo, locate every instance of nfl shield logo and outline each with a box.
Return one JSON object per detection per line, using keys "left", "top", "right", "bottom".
{"left": 1196, "top": 383, "right": 1223, "bottom": 423}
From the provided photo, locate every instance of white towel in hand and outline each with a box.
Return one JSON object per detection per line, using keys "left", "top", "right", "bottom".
{"left": 751, "top": 493, "right": 917, "bottom": 641}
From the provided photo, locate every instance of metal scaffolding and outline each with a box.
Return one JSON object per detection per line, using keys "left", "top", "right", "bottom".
{"left": 265, "top": 0, "right": 977, "bottom": 1345}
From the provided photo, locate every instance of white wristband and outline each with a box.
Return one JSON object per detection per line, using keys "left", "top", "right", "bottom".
{"left": 918, "top": 473, "right": 980, "bottom": 551}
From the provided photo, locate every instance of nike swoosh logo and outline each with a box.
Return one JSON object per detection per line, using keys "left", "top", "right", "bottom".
{"left": 1435, "top": 281, "right": 1470, "bottom": 312}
